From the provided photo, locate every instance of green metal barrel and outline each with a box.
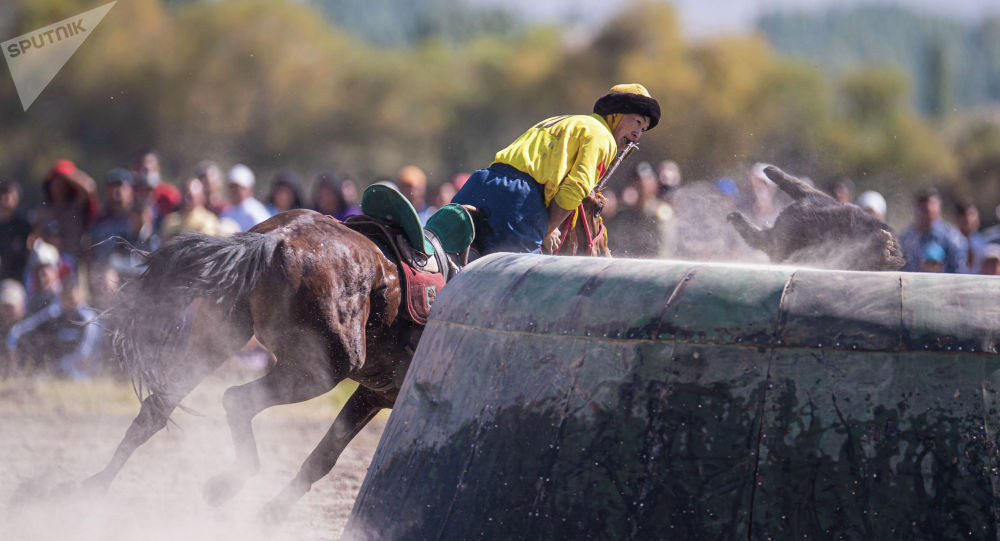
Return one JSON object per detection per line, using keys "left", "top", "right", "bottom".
{"left": 344, "top": 254, "right": 1000, "bottom": 540}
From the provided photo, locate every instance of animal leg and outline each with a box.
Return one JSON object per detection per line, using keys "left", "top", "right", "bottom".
{"left": 265, "top": 385, "right": 393, "bottom": 523}
{"left": 83, "top": 391, "right": 188, "bottom": 492}
{"left": 727, "top": 211, "right": 775, "bottom": 255}
{"left": 763, "top": 165, "right": 830, "bottom": 201}
{"left": 203, "top": 352, "right": 344, "bottom": 506}
{"left": 84, "top": 301, "right": 251, "bottom": 492}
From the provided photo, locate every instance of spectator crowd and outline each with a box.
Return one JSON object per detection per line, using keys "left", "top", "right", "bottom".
{"left": 600, "top": 159, "right": 1000, "bottom": 280}
{"left": 2, "top": 150, "right": 997, "bottom": 380}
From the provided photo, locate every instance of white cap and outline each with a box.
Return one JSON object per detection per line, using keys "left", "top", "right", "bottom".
{"left": 0, "top": 279, "right": 25, "bottom": 306}
{"left": 856, "top": 190, "right": 887, "bottom": 218}
{"left": 984, "top": 243, "right": 1000, "bottom": 261}
{"left": 227, "top": 164, "right": 255, "bottom": 188}
{"left": 29, "top": 239, "right": 59, "bottom": 269}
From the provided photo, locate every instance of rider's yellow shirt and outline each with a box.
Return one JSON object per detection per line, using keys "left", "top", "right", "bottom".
{"left": 493, "top": 113, "right": 617, "bottom": 211}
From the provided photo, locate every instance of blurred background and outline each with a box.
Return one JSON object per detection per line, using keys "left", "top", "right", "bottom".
{"left": 3, "top": 2, "right": 1000, "bottom": 533}
{"left": 1, "top": 0, "right": 999, "bottom": 230}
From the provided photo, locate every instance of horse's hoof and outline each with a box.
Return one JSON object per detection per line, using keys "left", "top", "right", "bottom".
{"left": 7, "top": 477, "right": 56, "bottom": 508}
{"left": 202, "top": 472, "right": 244, "bottom": 506}
{"left": 261, "top": 500, "right": 292, "bottom": 528}
{"left": 80, "top": 473, "right": 111, "bottom": 494}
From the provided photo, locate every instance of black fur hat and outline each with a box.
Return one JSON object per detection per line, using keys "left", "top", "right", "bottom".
{"left": 593, "top": 83, "right": 661, "bottom": 130}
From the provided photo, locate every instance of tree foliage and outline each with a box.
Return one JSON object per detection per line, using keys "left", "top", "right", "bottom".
{"left": 758, "top": 5, "right": 1000, "bottom": 112}
{"left": 0, "top": 0, "right": 996, "bottom": 219}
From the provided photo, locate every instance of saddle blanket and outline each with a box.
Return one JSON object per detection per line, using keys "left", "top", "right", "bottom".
{"left": 400, "top": 260, "right": 446, "bottom": 325}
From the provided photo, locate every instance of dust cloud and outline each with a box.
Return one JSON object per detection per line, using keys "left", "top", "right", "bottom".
{"left": 0, "top": 375, "right": 383, "bottom": 541}
{"left": 663, "top": 177, "right": 900, "bottom": 271}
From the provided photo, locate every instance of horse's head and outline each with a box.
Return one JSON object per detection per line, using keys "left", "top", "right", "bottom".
{"left": 557, "top": 192, "right": 611, "bottom": 257}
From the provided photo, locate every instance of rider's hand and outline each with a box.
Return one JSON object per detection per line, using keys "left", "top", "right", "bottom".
{"left": 543, "top": 228, "right": 561, "bottom": 254}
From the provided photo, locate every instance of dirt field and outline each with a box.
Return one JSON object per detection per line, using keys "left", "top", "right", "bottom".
{"left": 0, "top": 369, "right": 385, "bottom": 541}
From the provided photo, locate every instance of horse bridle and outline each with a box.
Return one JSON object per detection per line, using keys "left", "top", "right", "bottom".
{"left": 554, "top": 199, "right": 606, "bottom": 255}
{"left": 553, "top": 140, "right": 635, "bottom": 255}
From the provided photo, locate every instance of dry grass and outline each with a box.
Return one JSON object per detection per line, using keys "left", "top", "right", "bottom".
{"left": 0, "top": 361, "right": 382, "bottom": 420}
{"left": 0, "top": 362, "right": 387, "bottom": 541}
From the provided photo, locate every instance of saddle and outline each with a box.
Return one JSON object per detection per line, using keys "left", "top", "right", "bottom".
{"left": 342, "top": 184, "right": 475, "bottom": 325}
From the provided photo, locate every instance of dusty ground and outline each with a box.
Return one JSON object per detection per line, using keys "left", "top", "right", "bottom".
{"left": 0, "top": 368, "right": 385, "bottom": 541}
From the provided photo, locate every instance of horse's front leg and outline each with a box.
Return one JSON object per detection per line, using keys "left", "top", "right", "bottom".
{"left": 727, "top": 211, "right": 775, "bottom": 256}
{"left": 264, "top": 385, "right": 393, "bottom": 524}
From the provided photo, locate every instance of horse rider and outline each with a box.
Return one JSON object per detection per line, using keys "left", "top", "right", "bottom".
{"left": 451, "top": 83, "right": 660, "bottom": 255}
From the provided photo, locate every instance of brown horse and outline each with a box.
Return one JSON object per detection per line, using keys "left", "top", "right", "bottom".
{"left": 82, "top": 203, "right": 605, "bottom": 522}
{"left": 553, "top": 192, "right": 610, "bottom": 257}
{"left": 85, "top": 209, "right": 415, "bottom": 521}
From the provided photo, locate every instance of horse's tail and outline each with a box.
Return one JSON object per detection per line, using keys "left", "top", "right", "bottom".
{"left": 108, "top": 231, "right": 280, "bottom": 399}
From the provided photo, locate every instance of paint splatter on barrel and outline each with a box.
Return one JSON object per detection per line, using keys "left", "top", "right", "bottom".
{"left": 344, "top": 254, "right": 1000, "bottom": 540}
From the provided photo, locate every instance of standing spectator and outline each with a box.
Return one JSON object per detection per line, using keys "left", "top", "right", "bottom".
{"left": 88, "top": 264, "right": 120, "bottom": 313}
{"left": 32, "top": 159, "right": 98, "bottom": 261}
{"left": 160, "top": 177, "right": 221, "bottom": 240}
{"left": 919, "top": 241, "right": 947, "bottom": 273}
{"left": 656, "top": 160, "right": 682, "bottom": 203}
{"left": 131, "top": 150, "right": 181, "bottom": 221}
{"left": 312, "top": 173, "right": 361, "bottom": 221}
{"left": 980, "top": 244, "right": 1000, "bottom": 276}
{"left": 856, "top": 190, "right": 888, "bottom": 222}
{"left": 126, "top": 202, "right": 161, "bottom": 254}
{"left": 955, "top": 201, "right": 987, "bottom": 274}
{"left": 7, "top": 275, "right": 103, "bottom": 379}
{"left": 607, "top": 162, "right": 675, "bottom": 258}
{"left": 982, "top": 205, "right": 1000, "bottom": 245}
{"left": 0, "top": 180, "right": 32, "bottom": 283}
{"left": 312, "top": 173, "right": 340, "bottom": 217}
{"left": 194, "top": 160, "right": 228, "bottom": 215}
{"left": 0, "top": 280, "right": 25, "bottom": 334}
{"left": 0, "top": 279, "right": 25, "bottom": 375}
{"left": 34, "top": 222, "right": 76, "bottom": 286}
{"left": 826, "top": 176, "right": 855, "bottom": 204}
{"left": 450, "top": 173, "right": 470, "bottom": 191}
{"left": 716, "top": 177, "right": 741, "bottom": 214}
{"left": 338, "top": 177, "right": 362, "bottom": 219}
{"left": 24, "top": 239, "right": 61, "bottom": 316}
{"left": 397, "top": 165, "right": 433, "bottom": 223}
{"left": 100, "top": 202, "right": 162, "bottom": 280}
{"left": 899, "top": 188, "right": 967, "bottom": 273}
{"left": 265, "top": 170, "right": 306, "bottom": 214}
{"left": 432, "top": 182, "right": 458, "bottom": 211}
{"left": 221, "top": 164, "right": 271, "bottom": 232}
{"left": 88, "top": 168, "right": 136, "bottom": 265}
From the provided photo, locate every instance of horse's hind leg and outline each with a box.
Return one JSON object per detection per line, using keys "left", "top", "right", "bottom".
{"left": 83, "top": 371, "right": 209, "bottom": 492}
{"left": 763, "top": 165, "right": 828, "bottom": 201}
{"left": 202, "top": 331, "right": 346, "bottom": 506}
{"left": 84, "top": 301, "right": 252, "bottom": 492}
{"left": 265, "top": 385, "right": 394, "bottom": 523}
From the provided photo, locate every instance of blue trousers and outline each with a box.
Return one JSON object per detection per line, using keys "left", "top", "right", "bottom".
{"left": 451, "top": 163, "right": 547, "bottom": 254}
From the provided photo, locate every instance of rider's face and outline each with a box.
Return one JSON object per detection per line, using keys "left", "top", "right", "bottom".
{"left": 612, "top": 113, "right": 650, "bottom": 148}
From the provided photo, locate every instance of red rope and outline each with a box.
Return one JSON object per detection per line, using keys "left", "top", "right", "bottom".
{"left": 553, "top": 202, "right": 605, "bottom": 255}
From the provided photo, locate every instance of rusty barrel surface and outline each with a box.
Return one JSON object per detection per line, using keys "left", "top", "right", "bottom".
{"left": 344, "top": 254, "right": 1000, "bottom": 540}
